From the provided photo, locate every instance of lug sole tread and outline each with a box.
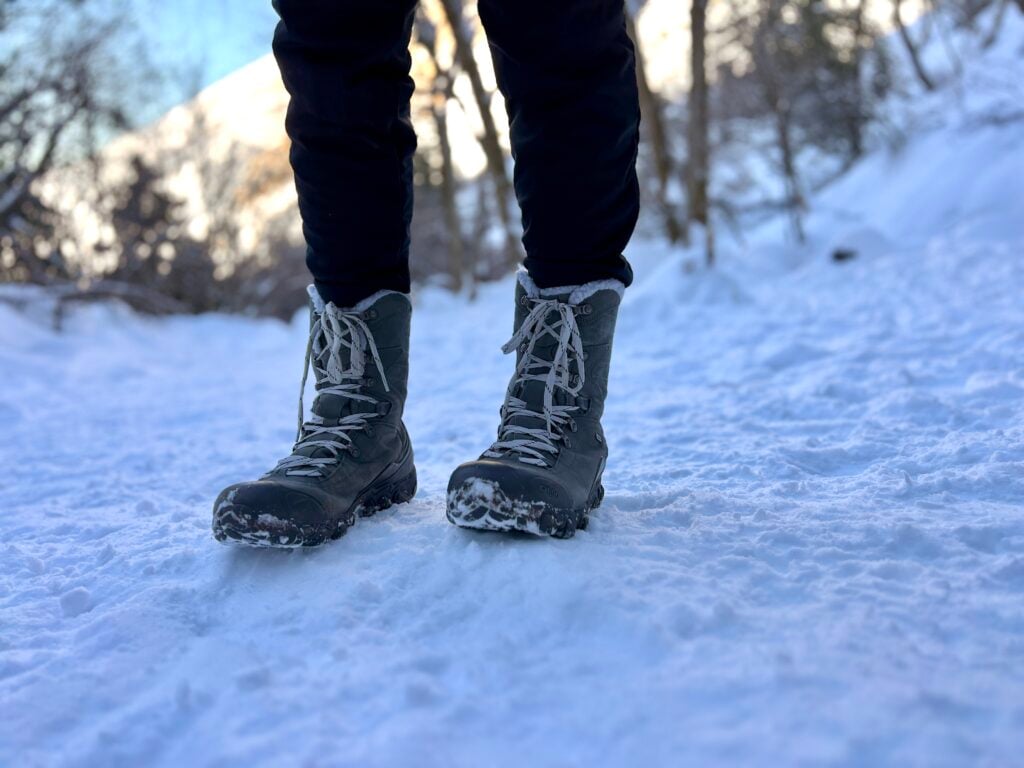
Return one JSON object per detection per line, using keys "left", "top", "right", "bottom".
{"left": 446, "top": 479, "right": 604, "bottom": 539}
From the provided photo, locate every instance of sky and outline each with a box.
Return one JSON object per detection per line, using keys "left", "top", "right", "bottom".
{"left": 126, "top": 0, "right": 690, "bottom": 127}
{"left": 127, "top": 0, "right": 280, "bottom": 124}
{"left": 107, "top": 0, "right": 920, "bottom": 129}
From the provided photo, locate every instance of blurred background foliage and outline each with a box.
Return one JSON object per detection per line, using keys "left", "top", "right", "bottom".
{"left": 0, "top": 0, "right": 1016, "bottom": 318}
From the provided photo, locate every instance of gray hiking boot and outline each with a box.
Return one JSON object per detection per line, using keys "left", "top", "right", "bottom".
{"left": 446, "top": 273, "right": 623, "bottom": 538}
{"left": 213, "top": 286, "right": 416, "bottom": 548}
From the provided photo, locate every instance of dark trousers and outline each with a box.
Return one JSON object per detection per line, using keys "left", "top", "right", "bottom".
{"left": 272, "top": 0, "right": 640, "bottom": 307}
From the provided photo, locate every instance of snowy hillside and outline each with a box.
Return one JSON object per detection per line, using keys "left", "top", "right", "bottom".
{"left": 3, "top": 15, "right": 1024, "bottom": 768}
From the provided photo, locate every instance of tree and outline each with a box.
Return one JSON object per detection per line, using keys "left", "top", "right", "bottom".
{"left": 0, "top": 1, "right": 135, "bottom": 283}
{"left": 688, "top": 0, "right": 714, "bottom": 264}
{"left": 415, "top": 9, "right": 469, "bottom": 293}
{"left": 627, "top": 0, "right": 687, "bottom": 246}
{"left": 894, "top": 0, "right": 937, "bottom": 90}
{"left": 436, "top": 0, "right": 521, "bottom": 267}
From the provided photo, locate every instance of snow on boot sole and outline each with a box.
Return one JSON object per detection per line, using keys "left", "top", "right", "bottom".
{"left": 213, "top": 466, "right": 417, "bottom": 549}
{"left": 446, "top": 477, "right": 603, "bottom": 539}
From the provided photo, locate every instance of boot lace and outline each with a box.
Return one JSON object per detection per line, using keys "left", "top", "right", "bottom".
{"left": 271, "top": 303, "right": 390, "bottom": 478}
{"left": 484, "top": 297, "right": 586, "bottom": 467}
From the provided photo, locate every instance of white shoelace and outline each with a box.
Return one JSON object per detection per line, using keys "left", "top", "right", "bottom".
{"left": 484, "top": 297, "right": 586, "bottom": 467}
{"left": 270, "top": 304, "right": 390, "bottom": 478}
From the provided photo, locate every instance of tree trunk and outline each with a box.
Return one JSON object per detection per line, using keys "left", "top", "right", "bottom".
{"left": 893, "top": 0, "right": 935, "bottom": 91}
{"left": 752, "top": 7, "right": 805, "bottom": 244}
{"left": 688, "top": 0, "right": 713, "bottom": 265}
{"left": 416, "top": 12, "right": 468, "bottom": 293}
{"left": 774, "top": 103, "right": 805, "bottom": 243}
{"left": 436, "top": 0, "right": 520, "bottom": 265}
{"left": 626, "top": 6, "right": 686, "bottom": 245}
{"left": 432, "top": 93, "right": 466, "bottom": 293}
{"left": 846, "top": 0, "right": 867, "bottom": 160}
{"left": 983, "top": 0, "right": 1010, "bottom": 48}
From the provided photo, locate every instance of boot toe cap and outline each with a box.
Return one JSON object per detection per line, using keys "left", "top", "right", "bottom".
{"left": 212, "top": 481, "right": 339, "bottom": 546}
{"left": 446, "top": 459, "right": 587, "bottom": 537}
{"left": 447, "top": 459, "right": 575, "bottom": 510}
{"left": 215, "top": 481, "right": 327, "bottom": 523}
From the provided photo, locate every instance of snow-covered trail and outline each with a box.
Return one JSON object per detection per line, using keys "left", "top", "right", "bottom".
{"left": 2, "top": 222, "right": 1023, "bottom": 765}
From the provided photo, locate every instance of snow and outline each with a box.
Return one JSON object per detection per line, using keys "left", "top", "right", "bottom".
{"left": 3, "top": 15, "right": 1024, "bottom": 768}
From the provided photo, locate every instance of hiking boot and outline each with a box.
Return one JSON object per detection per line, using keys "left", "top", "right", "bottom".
{"left": 213, "top": 286, "right": 416, "bottom": 548}
{"left": 446, "top": 272, "right": 622, "bottom": 538}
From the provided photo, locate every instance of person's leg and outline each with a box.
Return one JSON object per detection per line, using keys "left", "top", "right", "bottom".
{"left": 212, "top": 2, "right": 420, "bottom": 548}
{"left": 477, "top": 0, "right": 640, "bottom": 288}
{"left": 446, "top": 1, "right": 637, "bottom": 537}
{"left": 272, "top": 0, "right": 418, "bottom": 308}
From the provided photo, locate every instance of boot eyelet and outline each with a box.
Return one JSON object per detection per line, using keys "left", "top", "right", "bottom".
{"left": 570, "top": 374, "right": 580, "bottom": 387}
{"left": 580, "top": 304, "right": 593, "bottom": 315}
{"left": 595, "top": 433, "right": 604, "bottom": 445}
{"left": 569, "top": 420, "right": 578, "bottom": 432}
{"left": 563, "top": 437, "right": 573, "bottom": 449}
{"left": 518, "top": 343, "right": 527, "bottom": 354}
{"left": 365, "top": 377, "right": 375, "bottom": 387}
{"left": 363, "top": 309, "right": 378, "bottom": 321}
{"left": 519, "top": 295, "right": 530, "bottom": 307}
{"left": 350, "top": 446, "right": 361, "bottom": 458}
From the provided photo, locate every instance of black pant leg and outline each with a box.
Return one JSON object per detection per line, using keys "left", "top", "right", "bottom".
{"left": 478, "top": 0, "right": 640, "bottom": 289}
{"left": 272, "top": 0, "right": 418, "bottom": 307}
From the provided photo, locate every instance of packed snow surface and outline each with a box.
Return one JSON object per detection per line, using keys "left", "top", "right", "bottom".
{"left": 3, "top": 19, "right": 1024, "bottom": 768}
{"left": 4, "top": 232, "right": 1023, "bottom": 765}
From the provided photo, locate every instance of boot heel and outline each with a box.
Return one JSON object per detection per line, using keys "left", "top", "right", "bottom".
{"left": 390, "top": 467, "right": 418, "bottom": 505}
{"left": 355, "top": 462, "right": 417, "bottom": 518}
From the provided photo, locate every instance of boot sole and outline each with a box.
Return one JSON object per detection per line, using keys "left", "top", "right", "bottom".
{"left": 213, "top": 462, "right": 417, "bottom": 549}
{"left": 445, "top": 478, "right": 604, "bottom": 539}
